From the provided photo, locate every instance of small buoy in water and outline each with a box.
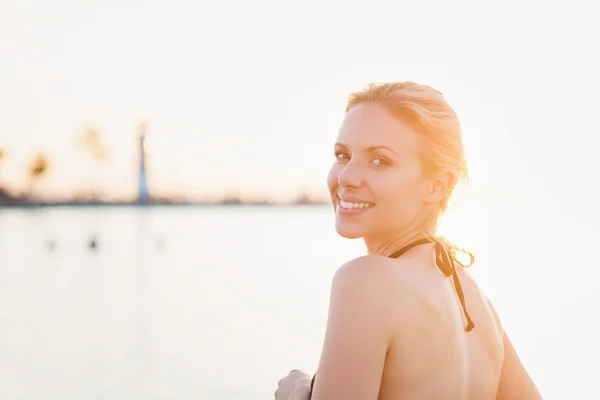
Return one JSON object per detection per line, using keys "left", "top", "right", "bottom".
{"left": 46, "top": 240, "right": 57, "bottom": 252}
{"left": 88, "top": 237, "right": 98, "bottom": 251}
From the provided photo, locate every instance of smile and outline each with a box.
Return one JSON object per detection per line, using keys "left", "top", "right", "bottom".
{"left": 339, "top": 198, "right": 374, "bottom": 209}
{"left": 337, "top": 197, "right": 375, "bottom": 215}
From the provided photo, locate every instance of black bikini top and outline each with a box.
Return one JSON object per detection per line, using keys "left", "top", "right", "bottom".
{"left": 309, "top": 237, "right": 475, "bottom": 396}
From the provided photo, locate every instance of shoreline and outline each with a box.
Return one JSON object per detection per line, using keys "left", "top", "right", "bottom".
{"left": 0, "top": 201, "right": 329, "bottom": 209}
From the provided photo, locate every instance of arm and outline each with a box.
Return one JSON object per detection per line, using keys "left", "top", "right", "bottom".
{"left": 310, "top": 256, "right": 400, "bottom": 400}
{"left": 484, "top": 296, "right": 542, "bottom": 400}
{"left": 496, "top": 332, "right": 543, "bottom": 400}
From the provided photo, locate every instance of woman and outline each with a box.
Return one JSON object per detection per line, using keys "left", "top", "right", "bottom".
{"left": 275, "top": 82, "right": 542, "bottom": 399}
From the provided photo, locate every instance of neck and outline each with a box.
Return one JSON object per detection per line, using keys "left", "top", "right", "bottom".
{"left": 365, "top": 224, "right": 432, "bottom": 257}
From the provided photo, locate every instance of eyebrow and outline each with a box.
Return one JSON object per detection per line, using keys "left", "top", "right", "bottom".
{"left": 334, "top": 142, "right": 400, "bottom": 157}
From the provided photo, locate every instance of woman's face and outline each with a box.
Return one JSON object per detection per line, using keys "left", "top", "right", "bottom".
{"left": 327, "top": 103, "right": 435, "bottom": 240}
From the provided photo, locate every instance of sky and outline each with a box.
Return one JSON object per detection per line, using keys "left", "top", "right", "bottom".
{"left": 0, "top": 0, "right": 598, "bottom": 202}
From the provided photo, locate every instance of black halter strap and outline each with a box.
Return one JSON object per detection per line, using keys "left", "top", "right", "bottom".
{"left": 388, "top": 238, "right": 435, "bottom": 259}
{"left": 389, "top": 237, "right": 475, "bottom": 332}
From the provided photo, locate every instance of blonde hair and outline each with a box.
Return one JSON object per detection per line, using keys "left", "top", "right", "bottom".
{"left": 345, "top": 81, "right": 469, "bottom": 233}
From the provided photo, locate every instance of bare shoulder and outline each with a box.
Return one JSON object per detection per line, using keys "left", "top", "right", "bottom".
{"left": 331, "top": 255, "right": 423, "bottom": 315}
{"left": 334, "top": 254, "right": 395, "bottom": 279}
{"left": 332, "top": 254, "right": 408, "bottom": 293}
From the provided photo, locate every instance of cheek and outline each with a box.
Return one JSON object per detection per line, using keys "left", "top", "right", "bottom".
{"left": 377, "top": 174, "right": 424, "bottom": 211}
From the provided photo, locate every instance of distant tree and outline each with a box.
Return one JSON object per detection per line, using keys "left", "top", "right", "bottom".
{"left": 0, "top": 147, "right": 6, "bottom": 192}
{"left": 294, "top": 193, "right": 312, "bottom": 205}
{"left": 0, "top": 149, "right": 18, "bottom": 203}
{"left": 220, "top": 195, "right": 242, "bottom": 205}
{"left": 77, "top": 127, "right": 108, "bottom": 199}
{"left": 28, "top": 153, "right": 50, "bottom": 199}
{"left": 79, "top": 127, "right": 107, "bottom": 160}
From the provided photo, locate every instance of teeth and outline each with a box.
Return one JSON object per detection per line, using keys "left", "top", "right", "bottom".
{"left": 339, "top": 198, "right": 373, "bottom": 210}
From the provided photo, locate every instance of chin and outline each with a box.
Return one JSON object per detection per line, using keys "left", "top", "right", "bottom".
{"left": 334, "top": 219, "right": 366, "bottom": 239}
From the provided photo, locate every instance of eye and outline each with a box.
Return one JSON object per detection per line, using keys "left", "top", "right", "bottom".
{"left": 371, "top": 156, "right": 390, "bottom": 166}
{"left": 334, "top": 151, "right": 350, "bottom": 161}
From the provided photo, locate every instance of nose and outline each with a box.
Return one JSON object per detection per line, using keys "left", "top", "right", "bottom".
{"left": 338, "top": 161, "right": 364, "bottom": 189}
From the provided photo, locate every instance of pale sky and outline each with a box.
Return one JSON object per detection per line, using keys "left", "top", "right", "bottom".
{"left": 0, "top": 0, "right": 598, "bottom": 202}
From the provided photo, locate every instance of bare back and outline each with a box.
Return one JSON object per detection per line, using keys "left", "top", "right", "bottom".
{"left": 377, "top": 245, "right": 504, "bottom": 400}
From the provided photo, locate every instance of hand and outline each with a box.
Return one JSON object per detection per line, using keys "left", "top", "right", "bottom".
{"left": 274, "top": 369, "right": 312, "bottom": 400}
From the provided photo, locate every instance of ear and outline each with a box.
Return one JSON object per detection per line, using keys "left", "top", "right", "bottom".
{"left": 424, "top": 171, "right": 454, "bottom": 204}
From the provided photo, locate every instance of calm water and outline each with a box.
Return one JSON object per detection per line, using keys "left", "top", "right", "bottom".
{"left": 0, "top": 201, "right": 598, "bottom": 399}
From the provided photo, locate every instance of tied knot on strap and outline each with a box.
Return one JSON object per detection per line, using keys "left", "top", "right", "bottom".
{"left": 434, "top": 240, "right": 475, "bottom": 332}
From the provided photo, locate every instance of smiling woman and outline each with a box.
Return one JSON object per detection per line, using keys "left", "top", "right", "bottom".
{"left": 274, "top": 82, "right": 542, "bottom": 400}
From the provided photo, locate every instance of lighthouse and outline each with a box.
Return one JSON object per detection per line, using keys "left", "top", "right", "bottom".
{"left": 137, "top": 122, "right": 150, "bottom": 203}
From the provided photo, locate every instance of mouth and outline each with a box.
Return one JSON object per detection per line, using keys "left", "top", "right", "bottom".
{"left": 336, "top": 196, "right": 375, "bottom": 215}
